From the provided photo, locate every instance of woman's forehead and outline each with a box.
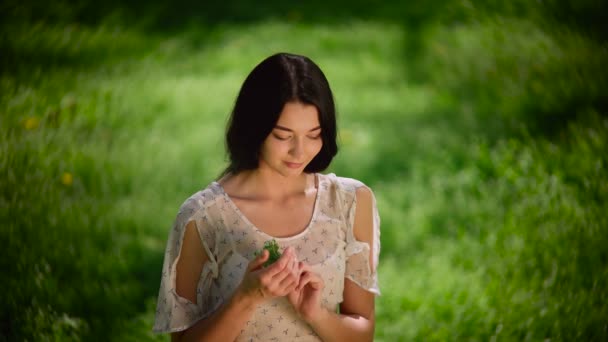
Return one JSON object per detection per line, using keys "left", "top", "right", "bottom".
{"left": 275, "top": 102, "right": 320, "bottom": 130}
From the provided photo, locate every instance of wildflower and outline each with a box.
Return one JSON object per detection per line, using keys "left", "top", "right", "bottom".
{"left": 24, "top": 117, "right": 39, "bottom": 130}
{"left": 61, "top": 172, "right": 73, "bottom": 186}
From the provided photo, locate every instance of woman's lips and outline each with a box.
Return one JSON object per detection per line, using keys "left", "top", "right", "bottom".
{"left": 284, "top": 161, "right": 303, "bottom": 169}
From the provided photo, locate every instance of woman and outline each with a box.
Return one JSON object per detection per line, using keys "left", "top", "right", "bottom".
{"left": 153, "top": 52, "right": 381, "bottom": 341}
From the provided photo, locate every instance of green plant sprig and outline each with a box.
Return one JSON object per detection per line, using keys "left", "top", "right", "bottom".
{"left": 254, "top": 239, "right": 282, "bottom": 267}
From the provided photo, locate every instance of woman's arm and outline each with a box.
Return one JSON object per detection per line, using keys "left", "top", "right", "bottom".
{"left": 307, "top": 279, "right": 375, "bottom": 342}
{"left": 293, "top": 186, "right": 377, "bottom": 342}
{"left": 172, "top": 221, "right": 300, "bottom": 342}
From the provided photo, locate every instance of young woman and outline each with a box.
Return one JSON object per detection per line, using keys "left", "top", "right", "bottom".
{"left": 153, "top": 53, "right": 381, "bottom": 341}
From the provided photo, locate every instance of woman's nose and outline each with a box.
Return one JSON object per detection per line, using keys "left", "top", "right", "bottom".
{"left": 289, "top": 138, "right": 304, "bottom": 158}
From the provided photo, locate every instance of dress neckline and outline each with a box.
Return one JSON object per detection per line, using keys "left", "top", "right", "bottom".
{"left": 211, "top": 173, "right": 323, "bottom": 241}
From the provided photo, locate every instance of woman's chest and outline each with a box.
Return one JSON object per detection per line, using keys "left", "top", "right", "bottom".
{"left": 232, "top": 194, "right": 317, "bottom": 238}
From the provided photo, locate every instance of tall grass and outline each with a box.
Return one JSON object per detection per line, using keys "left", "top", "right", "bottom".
{"left": 2, "top": 1, "right": 607, "bottom": 341}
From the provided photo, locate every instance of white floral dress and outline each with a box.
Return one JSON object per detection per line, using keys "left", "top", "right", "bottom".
{"left": 153, "top": 173, "right": 381, "bottom": 341}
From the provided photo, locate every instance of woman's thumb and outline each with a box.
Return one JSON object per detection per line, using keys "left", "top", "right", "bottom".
{"left": 249, "top": 250, "right": 269, "bottom": 270}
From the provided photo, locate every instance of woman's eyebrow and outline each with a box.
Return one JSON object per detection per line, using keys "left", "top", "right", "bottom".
{"left": 274, "top": 125, "right": 321, "bottom": 132}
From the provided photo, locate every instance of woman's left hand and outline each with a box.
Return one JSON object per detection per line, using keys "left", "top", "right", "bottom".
{"left": 287, "top": 262, "right": 324, "bottom": 322}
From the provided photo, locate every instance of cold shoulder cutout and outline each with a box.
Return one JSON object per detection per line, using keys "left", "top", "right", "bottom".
{"left": 328, "top": 174, "right": 381, "bottom": 295}
{"left": 153, "top": 187, "right": 232, "bottom": 333}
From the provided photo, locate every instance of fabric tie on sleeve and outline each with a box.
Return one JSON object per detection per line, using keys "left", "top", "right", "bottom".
{"left": 153, "top": 194, "right": 225, "bottom": 333}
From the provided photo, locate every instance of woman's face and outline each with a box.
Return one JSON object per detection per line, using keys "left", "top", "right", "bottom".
{"left": 259, "top": 101, "right": 323, "bottom": 177}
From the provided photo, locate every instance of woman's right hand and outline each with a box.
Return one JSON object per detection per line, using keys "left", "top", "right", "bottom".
{"left": 236, "top": 246, "right": 300, "bottom": 305}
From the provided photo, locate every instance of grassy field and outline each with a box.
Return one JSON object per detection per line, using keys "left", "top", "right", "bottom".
{"left": 2, "top": 1, "right": 607, "bottom": 341}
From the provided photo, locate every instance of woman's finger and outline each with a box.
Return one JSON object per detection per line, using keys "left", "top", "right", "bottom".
{"left": 269, "top": 259, "right": 296, "bottom": 285}
{"left": 298, "top": 261, "right": 313, "bottom": 273}
{"left": 277, "top": 270, "right": 298, "bottom": 291}
{"left": 297, "top": 271, "right": 312, "bottom": 291}
{"left": 257, "top": 250, "right": 295, "bottom": 290}
{"left": 283, "top": 277, "right": 299, "bottom": 294}
{"left": 262, "top": 268, "right": 297, "bottom": 297}
{"left": 263, "top": 247, "right": 295, "bottom": 277}
{"left": 248, "top": 249, "right": 269, "bottom": 271}
{"left": 290, "top": 255, "right": 298, "bottom": 272}
{"left": 297, "top": 270, "right": 323, "bottom": 291}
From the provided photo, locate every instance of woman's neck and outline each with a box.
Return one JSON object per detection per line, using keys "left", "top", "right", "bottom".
{"left": 222, "top": 169, "right": 316, "bottom": 202}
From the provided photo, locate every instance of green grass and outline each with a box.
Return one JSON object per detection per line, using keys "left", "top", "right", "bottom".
{"left": 2, "top": 1, "right": 607, "bottom": 341}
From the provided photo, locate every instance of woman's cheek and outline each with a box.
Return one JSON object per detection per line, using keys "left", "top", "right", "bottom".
{"left": 272, "top": 140, "right": 288, "bottom": 152}
{"left": 310, "top": 140, "right": 322, "bottom": 156}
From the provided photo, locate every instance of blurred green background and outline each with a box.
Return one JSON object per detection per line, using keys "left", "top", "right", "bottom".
{"left": 2, "top": 0, "right": 607, "bottom": 341}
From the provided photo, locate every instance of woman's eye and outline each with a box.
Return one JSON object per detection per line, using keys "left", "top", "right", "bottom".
{"left": 308, "top": 134, "right": 322, "bottom": 140}
{"left": 273, "top": 134, "right": 290, "bottom": 141}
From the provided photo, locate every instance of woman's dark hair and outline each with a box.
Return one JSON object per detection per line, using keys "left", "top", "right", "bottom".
{"left": 223, "top": 52, "right": 338, "bottom": 175}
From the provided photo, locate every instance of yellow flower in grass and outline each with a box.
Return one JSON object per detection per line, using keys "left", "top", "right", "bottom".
{"left": 61, "top": 172, "right": 73, "bottom": 186}
{"left": 24, "top": 117, "right": 40, "bottom": 130}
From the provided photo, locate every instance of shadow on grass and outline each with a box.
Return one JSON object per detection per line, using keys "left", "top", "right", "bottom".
{"left": 4, "top": 0, "right": 605, "bottom": 139}
{"left": 0, "top": 0, "right": 453, "bottom": 80}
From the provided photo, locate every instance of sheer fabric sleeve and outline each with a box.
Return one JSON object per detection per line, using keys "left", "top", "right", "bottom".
{"left": 152, "top": 196, "right": 223, "bottom": 333}
{"left": 344, "top": 183, "right": 381, "bottom": 295}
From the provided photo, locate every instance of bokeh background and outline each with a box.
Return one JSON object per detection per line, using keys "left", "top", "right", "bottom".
{"left": 2, "top": 0, "right": 607, "bottom": 341}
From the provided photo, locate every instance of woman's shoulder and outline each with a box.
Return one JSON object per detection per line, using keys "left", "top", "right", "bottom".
{"left": 321, "top": 172, "right": 370, "bottom": 193}
{"left": 175, "top": 181, "right": 224, "bottom": 221}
